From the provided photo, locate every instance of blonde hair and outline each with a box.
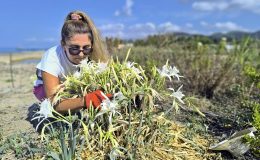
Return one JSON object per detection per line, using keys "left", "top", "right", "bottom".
{"left": 61, "top": 10, "right": 109, "bottom": 62}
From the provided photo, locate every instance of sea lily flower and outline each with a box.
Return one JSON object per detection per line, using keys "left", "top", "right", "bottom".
{"left": 126, "top": 61, "right": 143, "bottom": 79}
{"left": 126, "top": 62, "right": 140, "bottom": 73}
{"left": 111, "top": 91, "right": 128, "bottom": 107}
{"left": 79, "top": 58, "right": 95, "bottom": 72}
{"left": 80, "top": 58, "right": 89, "bottom": 64}
{"left": 97, "top": 99, "right": 118, "bottom": 125}
{"left": 169, "top": 85, "right": 185, "bottom": 104}
{"left": 89, "top": 120, "right": 95, "bottom": 131}
{"left": 157, "top": 64, "right": 183, "bottom": 81}
{"left": 31, "top": 99, "right": 54, "bottom": 131}
{"left": 94, "top": 92, "right": 121, "bottom": 125}
{"left": 73, "top": 71, "right": 81, "bottom": 79}
{"left": 100, "top": 98, "right": 118, "bottom": 115}
{"left": 96, "top": 62, "right": 108, "bottom": 74}
{"left": 79, "top": 57, "right": 89, "bottom": 66}
{"left": 113, "top": 91, "right": 127, "bottom": 101}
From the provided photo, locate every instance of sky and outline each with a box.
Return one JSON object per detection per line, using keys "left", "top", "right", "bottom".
{"left": 0, "top": 0, "right": 259, "bottom": 49}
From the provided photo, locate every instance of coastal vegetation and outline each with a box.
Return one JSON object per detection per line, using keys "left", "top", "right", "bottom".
{"left": 0, "top": 33, "right": 259, "bottom": 159}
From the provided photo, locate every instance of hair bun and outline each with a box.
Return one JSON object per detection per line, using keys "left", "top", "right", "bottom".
{"left": 71, "top": 13, "right": 82, "bottom": 20}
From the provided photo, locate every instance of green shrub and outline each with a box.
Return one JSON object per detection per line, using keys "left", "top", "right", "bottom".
{"left": 242, "top": 64, "right": 260, "bottom": 157}
{"left": 114, "top": 38, "right": 253, "bottom": 98}
{"left": 0, "top": 132, "right": 43, "bottom": 159}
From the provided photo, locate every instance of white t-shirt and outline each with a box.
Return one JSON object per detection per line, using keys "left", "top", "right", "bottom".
{"left": 34, "top": 45, "right": 80, "bottom": 86}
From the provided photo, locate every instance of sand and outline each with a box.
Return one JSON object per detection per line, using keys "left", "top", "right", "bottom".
{"left": 0, "top": 51, "right": 44, "bottom": 137}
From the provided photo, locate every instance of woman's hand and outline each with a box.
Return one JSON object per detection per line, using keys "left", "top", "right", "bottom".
{"left": 84, "top": 90, "right": 113, "bottom": 109}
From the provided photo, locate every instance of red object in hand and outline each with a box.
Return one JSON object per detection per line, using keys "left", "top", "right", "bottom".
{"left": 84, "top": 90, "right": 113, "bottom": 109}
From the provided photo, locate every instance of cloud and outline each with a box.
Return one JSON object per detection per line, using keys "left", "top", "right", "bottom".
{"left": 200, "top": 21, "right": 209, "bottom": 27}
{"left": 99, "top": 23, "right": 125, "bottom": 31}
{"left": 99, "top": 22, "right": 182, "bottom": 39}
{"left": 127, "top": 23, "right": 157, "bottom": 38}
{"left": 214, "top": 21, "right": 248, "bottom": 31}
{"left": 24, "top": 37, "right": 58, "bottom": 43}
{"left": 192, "top": 0, "right": 260, "bottom": 14}
{"left": 129, "top": 22, "right": 156, "bottom": 32}
{"left": 124, "top": 0, "right": 134, "bottom": 16}
{"left": 25, "top": 37, "right": 38, "bottom": 42}
{"left": 114, "top": 10, "right": 120, "bottom": 16}
{"left": 115, "top": 0, "right": 134, "bottom": 16}
{"left": 232, "top": 0, "right": 260, "bottom": 14}
{"left": 25, "top": 37, "right": 57, "bottom": 42}
{"left": 99, "top": 22, "right": 156, "bottom": 39}
{"left": 99, "top": 23, "right": 125, "bottom": 38}
{"left": 185, "top": 23, "right": 193, "bottom": 28}
{"left": 99, "top": 20, "right": 252, "bottom": 39}
{"left": 192, "top": 1, "right": 229, "bottom": 11}
{"left": 158, "top": 22, "right": 181, "bottom": 33}
{"left": 43, "top": 38, "right": 56, "bottom": 42}
{"left": 200, "top": 20, "right": 249, "bottom": 32}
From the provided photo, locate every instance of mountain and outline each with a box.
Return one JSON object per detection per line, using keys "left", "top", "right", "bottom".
{"left": 251, "top": 31, "right": 260, "bottom": 39}
{"left": 209, "top": 30, "right": 260, "bottom": 41}
{"left": 129, "top": 30, "right": 260, "bottom": 46}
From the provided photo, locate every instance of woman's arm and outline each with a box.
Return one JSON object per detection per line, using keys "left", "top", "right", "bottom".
{"left": 42, "top": 71, "right": 84, "bottom": 113}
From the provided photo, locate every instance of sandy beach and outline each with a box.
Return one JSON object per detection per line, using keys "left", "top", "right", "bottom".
{"left": 0, "top": 51, "right": 44, "bottom": 137}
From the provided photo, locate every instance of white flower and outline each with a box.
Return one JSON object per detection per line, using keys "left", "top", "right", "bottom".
{"left": 126, "top": 61, "right": 143, "bottom": 79}
{"left": 157, "top": 64, "right": 183, "bottom": 81}
{"left": 79, "top": 58, "right": 95, "bottom": 72}
{"left": 126, "top": 61, "right": 141, "bottom": 74}
{"left": 31, "top": 99, "right": 54, "bottom": 131}
{"left": 113, "top": 91, "right": 126, "bottom": 101}
{"left": 169, "top": 85, "right": 185, "bottom": 104}
{"left": 94, "top": 92, "right": 121, "bottom": 125}
{"left": 96, "top": 62, "right": 108, "bottom": 74}
{"left": 73, "top": 71, "right": 81, "bottom": 79}
{"left": 32, "top": 99, "right": 53, "bottom": 119}
{"left": 89, "top": 120, "right": 95, "bottom": 131}
{"left": 79, "top": 57, "right": 90, "bottom": 66}
{"left": 80, "top": 59, "right": 108, "bottom": 75}
{"left": 113, "top": 91, "right": 128, "bottom": 106}
{"left": 126, "top": 61, "right": 136, "bottom": 69}
{"left": 100, "top": 99, "right": 118, "bottom": 115}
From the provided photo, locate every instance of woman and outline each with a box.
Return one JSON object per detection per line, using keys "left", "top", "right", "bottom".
{"left": 33, "top": 10, "right": 111, "bottom": 113}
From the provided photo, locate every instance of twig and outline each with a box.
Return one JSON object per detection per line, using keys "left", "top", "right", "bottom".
{"left": 9, "top": 53, "right": 14, "bottom": 88}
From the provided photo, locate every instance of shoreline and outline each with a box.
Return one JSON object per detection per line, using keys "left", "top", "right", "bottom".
{"left": 0, "top": 50, "right": 44, "bottom": 64}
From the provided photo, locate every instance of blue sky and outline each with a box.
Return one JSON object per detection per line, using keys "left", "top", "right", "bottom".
{"left": 0, "top": 0, "right": 259, "bottom": 48}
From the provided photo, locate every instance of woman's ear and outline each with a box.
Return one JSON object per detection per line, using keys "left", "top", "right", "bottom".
{"left": 61, "top": 40, "right": 65, "bottom": 46}
{"left": 61, "top": 41, "right": 67, "bottom": 53}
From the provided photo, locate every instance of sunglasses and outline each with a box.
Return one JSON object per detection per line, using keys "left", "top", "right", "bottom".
{"left": 67, "top": 45, "right": 93, "bottom": 55}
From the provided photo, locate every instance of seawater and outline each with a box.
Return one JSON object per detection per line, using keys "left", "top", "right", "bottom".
{"left": 0, "top": 48, "right": 45, "bottom": 54}
{"left": 19, "top": 59, "right": 40, "bottom": 64}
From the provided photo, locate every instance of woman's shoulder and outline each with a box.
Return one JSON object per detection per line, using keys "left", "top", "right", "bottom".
{"left": 45, "top": 45, "right": 61, "bottom": 54}
{"left": 37, "top": 45, "right": 64, "bottom": 76}
{"left": 43, "top": 45, "right": 63, "bottom": 59}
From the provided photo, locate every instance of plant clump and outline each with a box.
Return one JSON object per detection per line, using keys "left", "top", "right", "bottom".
{"left": 33, "top": 50, "right": 218, "bottom": 159}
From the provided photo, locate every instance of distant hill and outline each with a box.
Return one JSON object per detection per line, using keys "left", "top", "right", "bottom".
{"left": 160, "top": 30, "right": 260, "bottom": 42}
{"left": 113, "top": 30, "right": 260, "bottom": 47}
{"left": 166, "top": 30, "right": 260, "bottom": 41}
{"left": 209, "top": 30, "right": 260, "bottom": 41}
{"left": 251, "top": 31, "right": 260, "bottom": 39}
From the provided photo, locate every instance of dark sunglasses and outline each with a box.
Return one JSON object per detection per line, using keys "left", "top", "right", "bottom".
{"left": 67, "top": 45, "right": 93, "bottom": 55}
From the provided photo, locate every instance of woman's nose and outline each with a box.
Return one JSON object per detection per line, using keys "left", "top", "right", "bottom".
{"left": 79, "top": 50, "right": 85, "bottom": 57}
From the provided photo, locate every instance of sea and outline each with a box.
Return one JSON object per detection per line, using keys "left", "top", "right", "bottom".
{"left": 0, "top": 47, "right": 45, "bottom": 64}
{"left": 0, "top": 47, "right": 46, "bottom": 54}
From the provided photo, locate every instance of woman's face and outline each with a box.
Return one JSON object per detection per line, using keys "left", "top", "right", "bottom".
{"left": 64, "top": 33, "right": 92, "bottom": 65}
